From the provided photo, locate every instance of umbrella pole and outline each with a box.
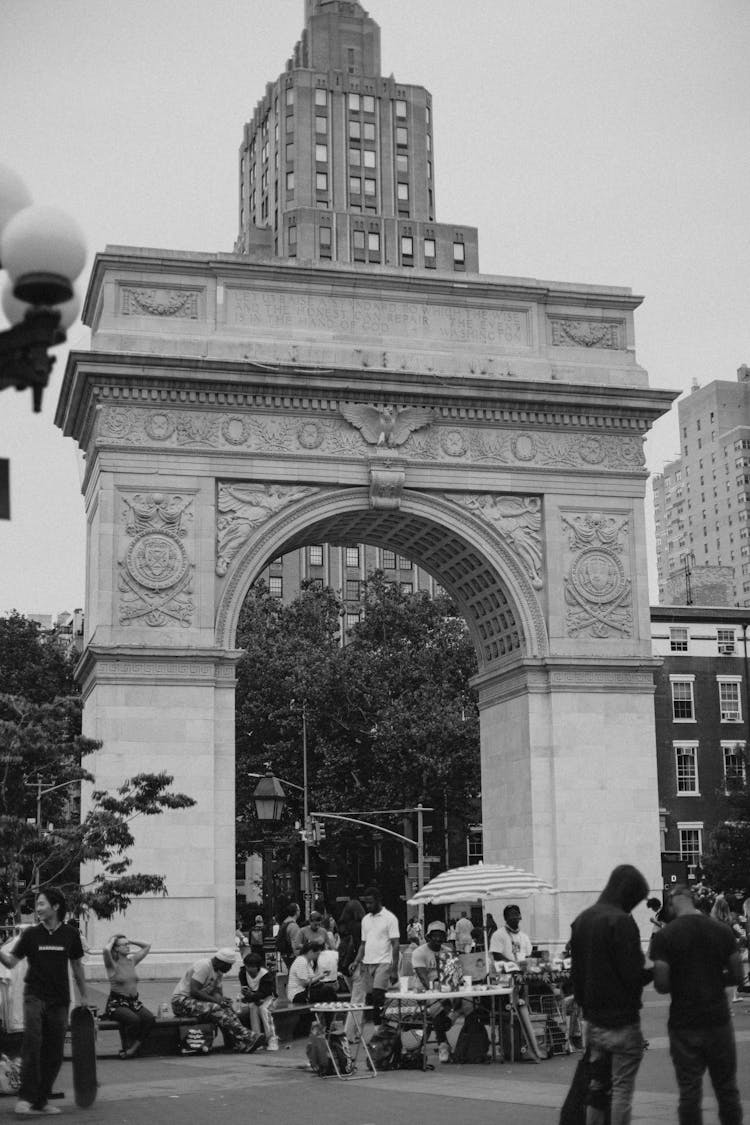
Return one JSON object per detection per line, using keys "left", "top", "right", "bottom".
{"left": 482, "top": 901, "right": 491, "bottom": 978}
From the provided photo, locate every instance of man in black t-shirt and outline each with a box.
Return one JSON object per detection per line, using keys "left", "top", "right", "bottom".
{"left": 652, "top": 883, "right": 743, "bottom": 1125}
{"left": 0, "top": 889, "right": 89, "bottom": 1116}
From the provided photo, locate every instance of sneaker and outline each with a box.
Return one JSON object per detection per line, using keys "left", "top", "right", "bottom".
{"left": 15, "top": 1104, "right": 42, "bottom": 1117}
{"left": 438, "top": 1042, "right": 451, "bottom": 1064}
{"left": 240, "top": 1033, "right": 264, "bottom": 1054}
{"left": 266, "top": 1035, "right": 280, "bottom": 1051}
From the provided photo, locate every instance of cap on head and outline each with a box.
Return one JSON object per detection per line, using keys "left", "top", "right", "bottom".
{"left": 215, "top": 947, "right": 239, "bottom": 965}
{"left": 426, "top": 921, "right": 446, "bottom": 936}
{"left": 503, "top": 904, "right": 521, "bottom": 920}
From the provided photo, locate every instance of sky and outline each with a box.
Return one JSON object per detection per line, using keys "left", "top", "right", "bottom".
{"left": 1, "top": 0, "right": 748, "bottom": 614}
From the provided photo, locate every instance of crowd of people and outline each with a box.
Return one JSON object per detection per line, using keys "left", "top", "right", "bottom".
{"left": 0, "top": 874, "right": 748, "bottom": 1120}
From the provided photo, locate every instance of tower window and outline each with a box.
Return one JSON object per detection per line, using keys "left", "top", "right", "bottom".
{"left": 349, "top": 147, "right": 361, "bottom": 165}
{"left": 364, "top": 178, "right": 376, "bottom": 196}
{"left": 397, "top": 182, "right": 409, "bottom": 201}
{"left": 395, "top": 99, "right": 407, "bottom": 118}
{"left": 349, "top": 121, "right": 361, "bottom": 140}
{"left": 363, "top": 122, "right": 375, "bottom": 141}
{"left": 315, "top": 143, "right": 328, "bottom": 162}
{"left": 396, "top": 154, "right": 408, "bottom": 174}
{"left": 349, "top": 176, "right": 361, "bottom": 194}
{"left": 285, "top": 88, "right": 294, "bottom": 107}
{"left": 363, "top": 94, "right": 375, "bottom": 113}
{"left": 424, "top": 238, "right": 436, "bottom": 259}
{"left": 315, "top": 115, "right": 327, "bottom": 134}
{"left": 349, "top": 92, "right": 360, "bottom": 111}
{"left": 316, "top": 172, "right": 328, "bottom": 191}
{"left": 286, "top": 171, "right": 294, "bottom": 192}
{"left": 315, "top": 88, "right": 327, "bottom": 106}
{"left": 363, "top": 149, "right": 376, "bottom": 168}
{"left": 453, "top": 241, "right": 465, "bottom": 264}
{"left": 396, "top": 127, "right": 408, "bottom": 146}
{"left": 401, "top": 235, "right": 414, "bottom": 260}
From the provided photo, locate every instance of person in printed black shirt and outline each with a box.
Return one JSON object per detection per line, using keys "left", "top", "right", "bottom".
{"left": 652, "top": 883, "right": 744, "bottom": 1125}
{"left": 0, "top": 889, "right": 89, "bottom": 1116}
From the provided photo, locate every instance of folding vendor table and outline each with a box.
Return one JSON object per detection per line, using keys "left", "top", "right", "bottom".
{"left": 384, "top": 984, "right": 512, "bottom": 1069}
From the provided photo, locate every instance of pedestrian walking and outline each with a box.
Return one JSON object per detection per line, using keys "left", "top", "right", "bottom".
{"left": 347, "top": 886, "right": 400, "bottom": 1038}
{"left": 652, "top": 883, "right": 744, "bottom": 1125}
{"left": 569, "top": 864, "right": 652, "bottom": 1125}
{"left": 0, "top": 889, "right": 89, "bottom": 1116}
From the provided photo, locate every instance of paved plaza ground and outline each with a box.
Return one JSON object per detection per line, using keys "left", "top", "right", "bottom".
{"left": 3, "top": 985, "right": 750, "bottom": 1123}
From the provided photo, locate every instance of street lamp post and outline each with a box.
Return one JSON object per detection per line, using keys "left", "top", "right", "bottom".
{"left": 252, "top": 770, "right": 286, "bottom": 936}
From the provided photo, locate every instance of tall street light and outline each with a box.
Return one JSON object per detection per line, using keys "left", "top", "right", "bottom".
{"left": 252, "top": 769, "right": 286, "bottom": 935}
{"left": 0, "top": 165, "right": 86, "bottom": 413}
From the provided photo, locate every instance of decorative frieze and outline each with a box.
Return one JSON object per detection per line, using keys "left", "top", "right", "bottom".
{"left": 561, "top": 511, "right": 632, "bottom": 638}
{"left": 95, "top": 405, "right": 645, "bottom": 472}
{"left": 118, "top": 493, "right": 195, "bottom": 628}
{"left": 446, "top": 494, "right": 543, "bottom": 590}
{"left": 550, "top": 318, "right": 623, "bottom": 349}
{"left": 216, "top": 483, "right": 315, "bottom": 576}
{"left": 120, "top": 286, "right": 200, "bottom": 318}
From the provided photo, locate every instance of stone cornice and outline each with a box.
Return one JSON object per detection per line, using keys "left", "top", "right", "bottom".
{"left": 76, "top": 644, "right": 242, "bottom": 701}
{"left": 472, "top": 656, "right": 661, "bottom": 706}
{"left": 57, "top": 349, "right": 678, "bottom": 450}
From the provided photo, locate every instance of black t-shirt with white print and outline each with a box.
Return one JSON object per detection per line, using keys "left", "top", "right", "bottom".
{"left": 13, "top": 922, "right": 84, "bottom": 1006}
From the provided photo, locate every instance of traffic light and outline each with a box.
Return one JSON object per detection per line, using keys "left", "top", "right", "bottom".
{"left": 316, "top": 819, "right": 326, "bottom": 842}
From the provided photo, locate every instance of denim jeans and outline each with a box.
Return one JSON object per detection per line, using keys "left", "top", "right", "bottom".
{"left": 19, "top": 995, "right": 68, "bottom": 1109}
{"left": 669, "top": 1022, "right": 743, "bottom": 1125}
{"left": 585, "top": 1020, "right": 645, "bottom": 1125}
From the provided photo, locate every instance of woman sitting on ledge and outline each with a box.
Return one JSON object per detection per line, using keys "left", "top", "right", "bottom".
{"left": 103, "top": 934, "right": 156, "bottom": 1059}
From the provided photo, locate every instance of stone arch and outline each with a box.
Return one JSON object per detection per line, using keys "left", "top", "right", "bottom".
{"left": 215, "top": 486, "right": 548, "bottom": 670}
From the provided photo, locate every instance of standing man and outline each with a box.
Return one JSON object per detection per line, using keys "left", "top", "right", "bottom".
{"left": 455, "top": 911, "right": 474, "bottom": 953}
{"left": 0, "top": 889, "right": 89, "bottom": 1116}
{"left": 347, "top": 886, "right": 400, "bottom": 1038}
{"left": 651, "top": 883, "right": 743, "bottom": 1125}
{"left": 489, "top": 904, "right": 533, "bottom": 965}
{"left": 570, "top": 864, "right": 652, "bottom": 1125}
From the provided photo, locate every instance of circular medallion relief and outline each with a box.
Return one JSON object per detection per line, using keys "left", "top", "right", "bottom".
{"left": 440, "top": 429, "right": 467, "bottom": 457}
{"left": 145, "top": 412, "right": 176, "bottom": 441}
{"left": 570, "top": 549, "right": 626, "bottom": 605}
{"left": 298, "top": 421, "right": 324, "bottom": 449}
{"left": 126, "top": 532, "right": 188, "bottom": 590}
{"left": 101, "top": 408, "right": 134, "bottom": 439}
{"left": 511, "top": 434, "right": 536, "bottom": 462}
{"left": 579, "top": 436, "right": 605, "bottom": 465}
{"left": 221, "top": 416, "right": 251, "bottom": 446}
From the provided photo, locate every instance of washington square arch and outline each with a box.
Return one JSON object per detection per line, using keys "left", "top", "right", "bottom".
{"left": 55, "top": 1, "right": 676, "bottom": 967}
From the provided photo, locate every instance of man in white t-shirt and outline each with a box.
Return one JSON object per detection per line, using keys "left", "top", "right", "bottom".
{"left": 489, "top": 905, "right": 533, "bottom": 965}
{"left": 347, "top": 886, "right": 400, "bottom": 1036}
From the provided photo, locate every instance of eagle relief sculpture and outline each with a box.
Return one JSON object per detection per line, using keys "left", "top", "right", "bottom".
{"left": 340, "top": 403, "right": 435, "bottom": 447}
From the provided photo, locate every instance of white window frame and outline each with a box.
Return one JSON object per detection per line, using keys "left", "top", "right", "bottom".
{"left": 717, "top": 676, "right": 742, "bottom": 723}
{"left": 669, "top": 626, "right": 689, "bottom": 653}
{"left": 268, "top": 575, "right": 283, "bottom": 598}
{"left": 722, "top": 739, "right": 746, "bottom": 791}
{"left": 308, "top": 545, "right": 323, "bottom": 566}
{"left": 670, "top": 675, "right": 696, "bottom": 722}
{"left": 673, "top": 742, "right": 699, "bottom": 795}
{"left": 717, "top": 628, "right": 736, "bottom": 655}
{"left": 677, "top": 822, "right": 703, "bottom": 876}
{"left": 345, "top": 546, "right": 360, "bottom": 568}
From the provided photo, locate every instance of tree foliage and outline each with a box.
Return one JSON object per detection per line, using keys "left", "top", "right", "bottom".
{"left": 235, "top": 574, "right": 481, "bottom": 894}
{"left": 0, "top": 616, "right": 195, "bottom": 921}
{"left": 701, "top": 745, "right": 750, "bottom": 896}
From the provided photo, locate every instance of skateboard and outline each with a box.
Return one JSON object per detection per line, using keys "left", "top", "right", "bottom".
{"left": 70, "top": 1006, "right": 98, "bottom": 1108}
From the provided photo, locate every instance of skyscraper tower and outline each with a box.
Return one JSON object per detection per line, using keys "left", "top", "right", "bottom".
{"left": 235, "top": 0, "right": 479, "bottom": 271}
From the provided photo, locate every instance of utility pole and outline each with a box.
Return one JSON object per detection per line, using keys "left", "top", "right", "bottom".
{"left": 416, "top": 802, "right": 425, "bottom": 929}
{"left": 301, "top": 700, "right": 312, "bottom": 915}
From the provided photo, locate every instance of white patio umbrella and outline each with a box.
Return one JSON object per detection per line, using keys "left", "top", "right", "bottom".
{"left": 408, "top": 862, "right": 557, "bottom": 975}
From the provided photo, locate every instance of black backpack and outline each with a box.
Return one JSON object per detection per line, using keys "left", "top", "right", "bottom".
{"left": 367, "top": 1024, "right": 401, "bottom": 1071}
{"left": 453, "top": 1010, "right": 490, "bottom": 1064}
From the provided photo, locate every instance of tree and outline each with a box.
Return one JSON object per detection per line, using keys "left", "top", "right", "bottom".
{"left": 0, "top": 614, "right": 196, "bottom": 921}
{"left": 234, "top": 574, "right": 481, "bottom": 900}
{"left": 701, "top": 744, "right": 750, "bottom": 896}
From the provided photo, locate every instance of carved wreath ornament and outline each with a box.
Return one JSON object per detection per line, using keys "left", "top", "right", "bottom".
{"left": 562, "top": 512, "right": 632, "bottom": 638}
{"left": 118, "top": 493, "right": 195, "bottom": 627}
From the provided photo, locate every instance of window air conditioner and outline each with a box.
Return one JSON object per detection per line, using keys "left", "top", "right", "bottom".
{"left": 723, "top": 711, "right": 740, "bottom": 722}
{"left": 719, "top": 644, "right": 735, "bottom": 655}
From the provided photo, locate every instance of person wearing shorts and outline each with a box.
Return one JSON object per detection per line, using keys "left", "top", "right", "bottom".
{"left": 346, "top": 886, "right": 400, "bottom": 1040}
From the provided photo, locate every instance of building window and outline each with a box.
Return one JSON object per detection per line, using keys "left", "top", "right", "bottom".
{"left": 315, "top": 143, "right": 328, "bottom": 162}
{"left": 364, "top": 178, "right": 376, "bottom": 196}
{"left": 395, "top": 98, "right": 407, "bottom": 118}
{"left": 349, "top": 92, "right": 360, "bottom": 111}
{"left": 363, "top": 149, "right": 376, "bottom": 168}
{"left": 677, "top": 824, "right": 702, "bottom": 875}
{"left": 349, "top": 176, "right": 361, "bottom": 194}
{"left": 670, "top": 677, "right": 695, "bottom": 721}
{"left": 382, "top": 549, "right": 396, "bottom": 568}
{"left": 286, "top": 171, "right": 295, "bottom": 192}
{"left": 363, "top": 122, "right": 375, "bottom": 141}
{"left": 401, "top": 235, "right": 413, "bottom": 258}
{"left": 316, "top": 172, "right": 328, "bottom": 191}
{"left": 268, "top": 576, "right": 283, "bottom": 598}
{"left": 345, "top": 579, "right": 361, "bottom": 600}
{"left": 363, "top": 94, "right": 375, "bottom": 113}
{"left": 349, "top": 121, "right": 361, "bottom": 140}
{"left": 674, "top": 743, "right": 699, "bottom": 795}
{"left": 398, "top": 556, "right": 412, "bottom": 570}
{"left": 352, "top": 228, "right": 366, "bottom": 258}
{"left": 288, "top": 224, "right": 297, "bottom": 253}
{"left": 723, "top": 740, "right": 746, "bottom": 790}
{"left": 345, "top": 546, "right": 360, "bottom": 567}
{"left": 396, "top": 126, "right": 408, "bottom": 146}
{"left": 669, "top": 627, "right": 688, "bottom": 653}
{"left": 717, "top": 628, "right": 736, "bottom": 655}
{"left": 453, "top": 241, "right": 465, "bottom": 264}
{"left": 345, "top": 612, "right": 361, "bottom": 631}
{"left": 718, "top": 679, "right": 742, "bottom": 722}
{"left": 396, "top": 154, "right": 408, "bottom": 174}
{"left": 315, "top": 114, "right": 327, "bottom": 134}
{"left": 309, "top": 545, "right": 323, "bottom": 566}
{"left": 319, "top": 225, "right": 332, "bottom": 255}
{"left": 466, "top": 827, "right": 483, "bottom": 864}
{"left": 286, "top": 88, "right": 295, "bottom": 107}
{"left": 367, "top": 231, "right": 380, "bottom": 254}
{"left": 315, "top": 88, "right": 327, "bottom": 106}
{"left": 349, "top": 147, "right": 361, "bottom": 166}
{"left": 397, "top": 182, "right": 409, "bottom": 201}
{"left": 424, "top": 237, "right": 436, "bottom": 263}
{"left": 400, "top": 582, "right": 413, "bottom": 595}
